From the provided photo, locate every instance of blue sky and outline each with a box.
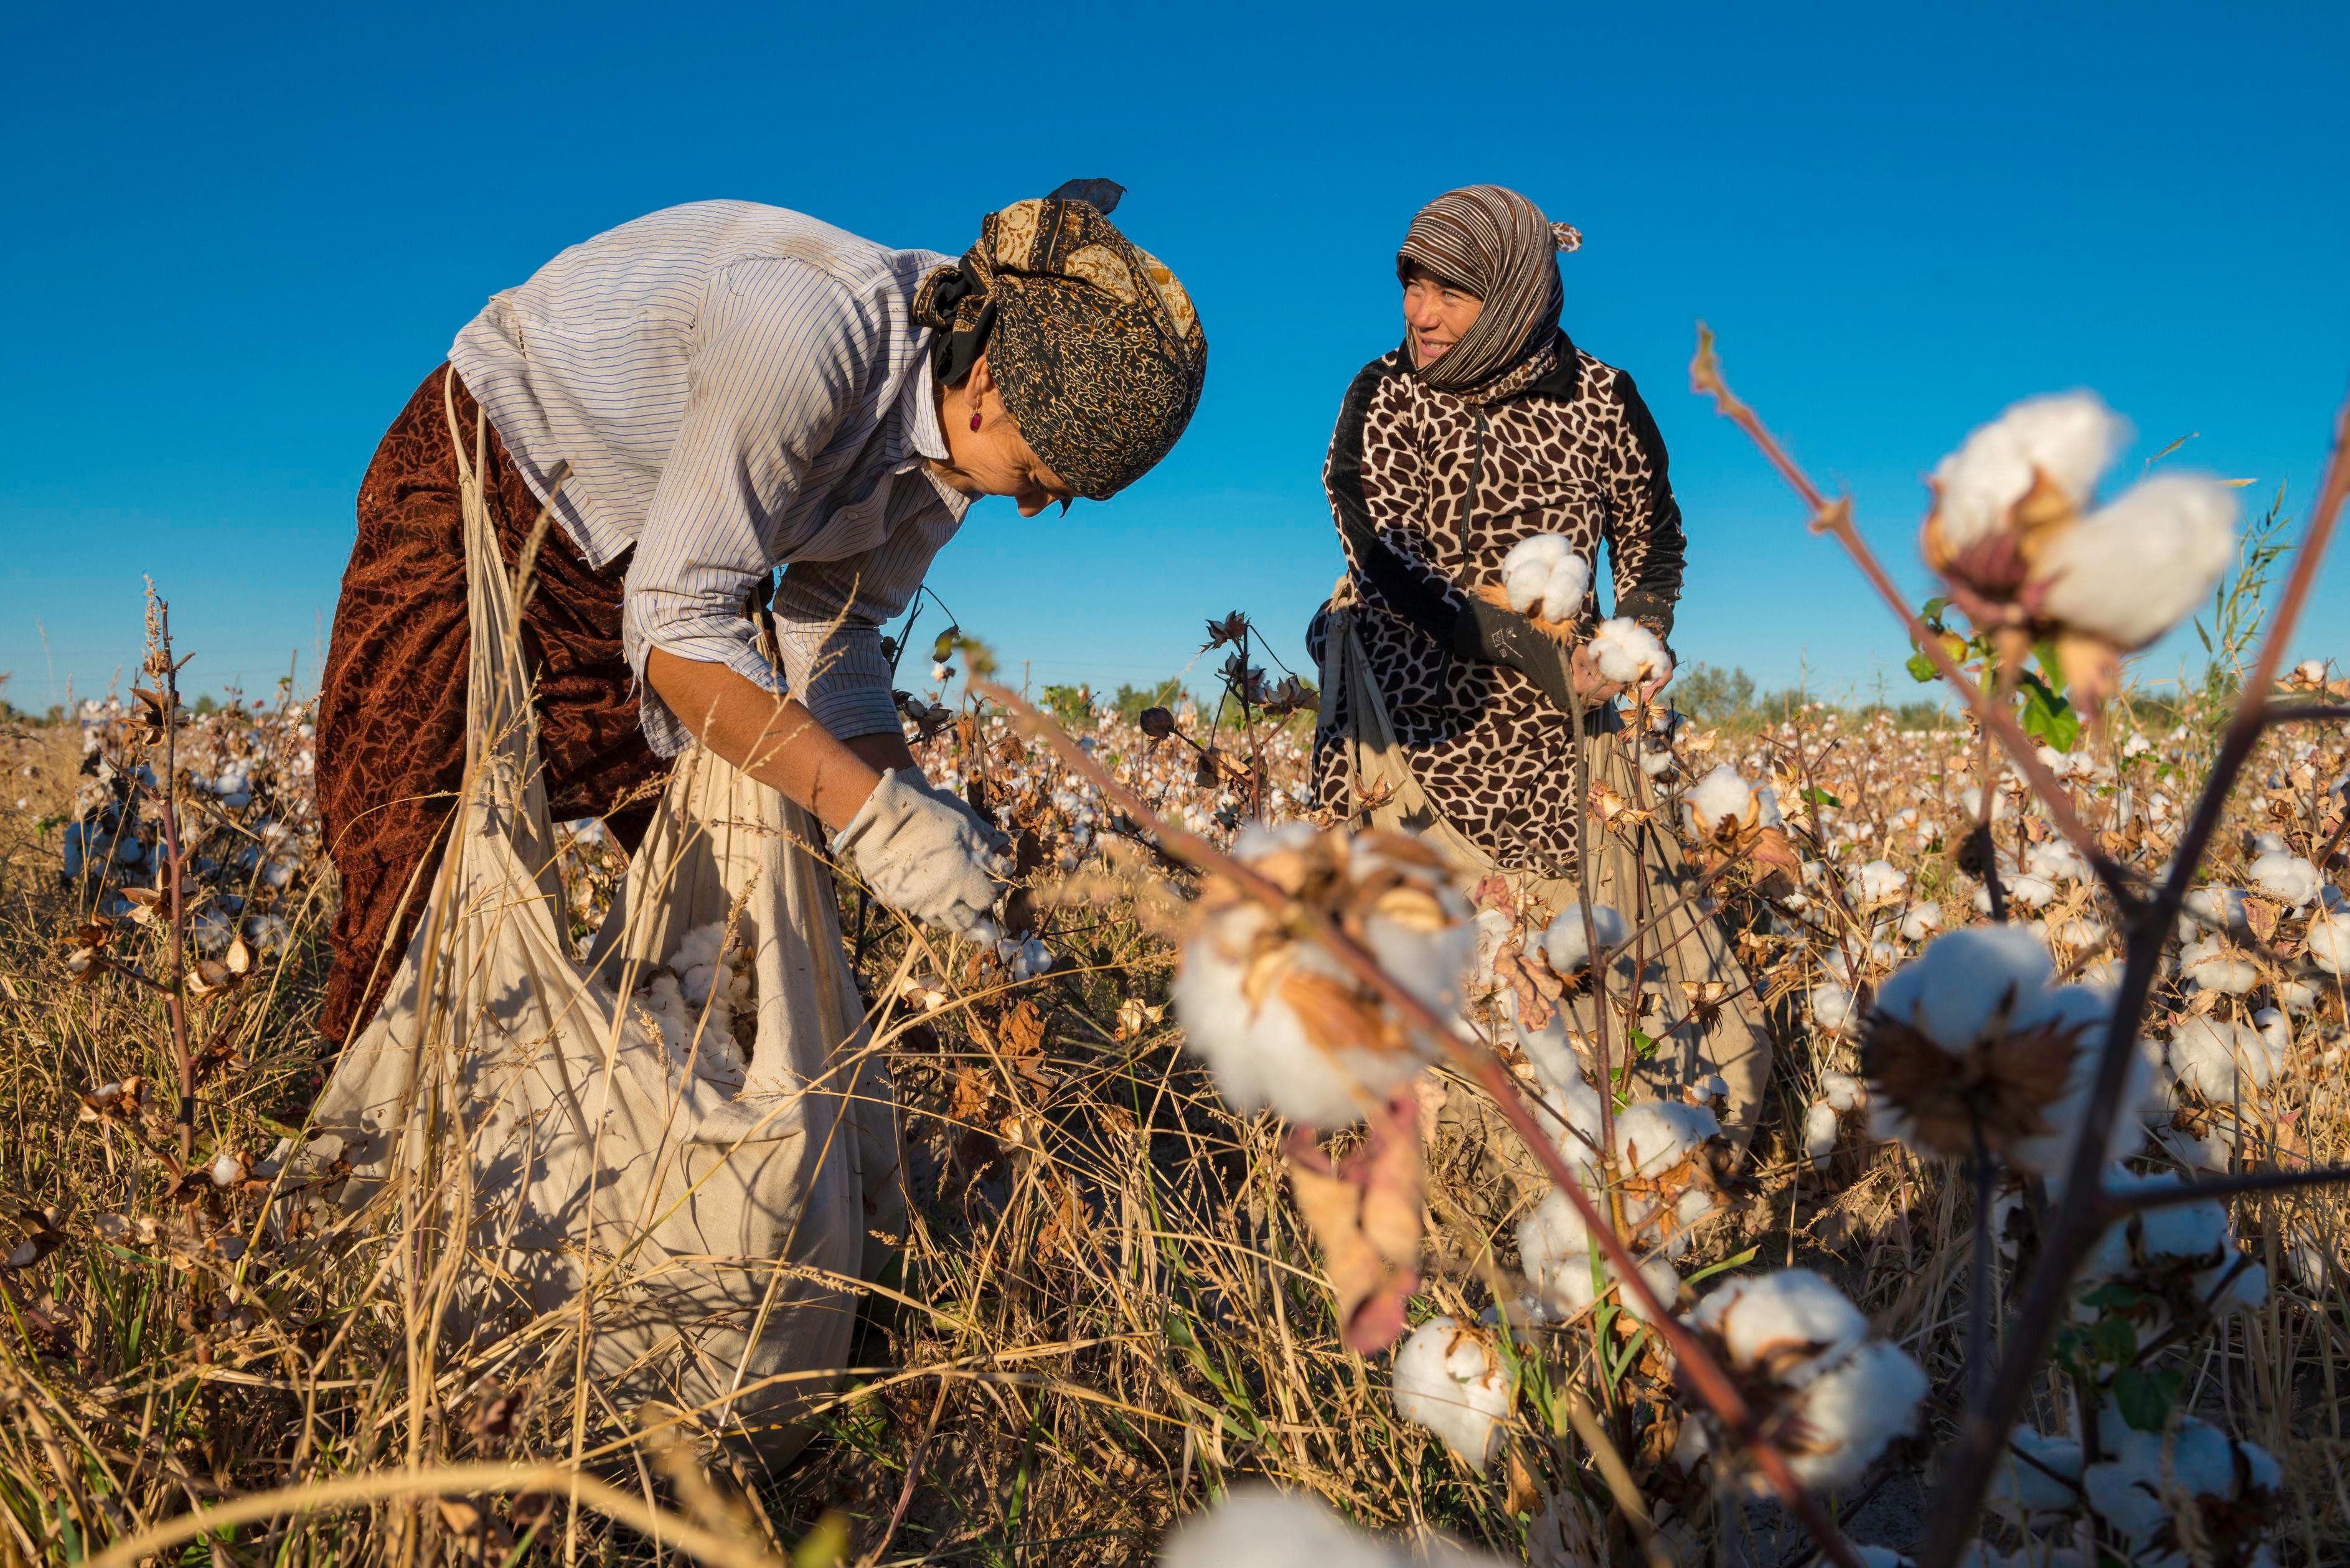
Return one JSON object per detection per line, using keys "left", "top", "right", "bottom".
{"left": 3, "top": 1, "right": 2345, "bottom": 715}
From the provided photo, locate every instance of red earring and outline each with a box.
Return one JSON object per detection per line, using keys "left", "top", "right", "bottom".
{"left": 969, "top": 411, "right": 982, "bottom": 433}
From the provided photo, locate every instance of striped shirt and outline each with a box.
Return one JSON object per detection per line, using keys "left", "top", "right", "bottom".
{"left": 448, "top": 200, "right": 970, "bottom": 755}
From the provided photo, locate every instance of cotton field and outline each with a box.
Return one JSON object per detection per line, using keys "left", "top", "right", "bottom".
{"left": 1, "top": 377, "right": 2348, "bottom": 1568}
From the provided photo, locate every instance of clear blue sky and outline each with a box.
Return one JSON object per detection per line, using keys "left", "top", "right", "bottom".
{"left": 3, "top": 1, "right": 2345, "bottom": 715}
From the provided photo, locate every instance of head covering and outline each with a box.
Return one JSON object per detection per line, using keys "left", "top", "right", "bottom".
{"left": 913, "top": 184, "right": 1208, "bottom": 500}
{"left": 1396, "top": 185, "right": 1582, "bottom": 401}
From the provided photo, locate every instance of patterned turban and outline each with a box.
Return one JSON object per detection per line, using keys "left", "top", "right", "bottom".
{"left": 913, "top": 184, "right": 1208, "bottom": 500}
{"left": 1396, "top": 185, "right": 1583, "bottom": 401}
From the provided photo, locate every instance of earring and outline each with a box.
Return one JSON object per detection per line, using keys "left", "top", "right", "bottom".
{"left": 969, "top": 411, "right": 982, "bottom": 433}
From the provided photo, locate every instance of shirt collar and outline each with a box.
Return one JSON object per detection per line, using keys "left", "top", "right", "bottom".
{"left": 898, "top": 357, "right": 974, "bottom": 518}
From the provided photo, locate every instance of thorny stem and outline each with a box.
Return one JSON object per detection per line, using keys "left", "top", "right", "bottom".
{"left": 975, "top": 678, "right": 1875, "bottom": 1568}
{"left": 1913, "top": 379, "right": 2350, "bottom": 1567}
{"left": 1689, "top": 329, "right": 2129, "bottom": 912}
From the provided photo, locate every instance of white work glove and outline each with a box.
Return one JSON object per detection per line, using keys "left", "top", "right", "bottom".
{"left": 831, "top": 769, "right": 1012, "bottom": 939}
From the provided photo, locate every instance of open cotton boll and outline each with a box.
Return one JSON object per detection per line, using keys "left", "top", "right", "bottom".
{"left": 1690, "top": 1269, "right": 1927, "bottom": 1493}
{"left": 2024, "top": 840, "right": 2090, "bottom": 885}
{"left": 1872, "top": 925, "right": 2054, "bottom": 1054}
{"left": 1536, "top": 553, "right": 1592, "bottom": 624}
{"left": 2080, "top": 1173, "right": 2269, "bottom": 1340}
{"left": 2308, "top": 911, "right": 2350, "bottom": 976}
{"left": 2081, "top": 1420, "right": 2280, "bottom": 1563}
{"left": 1684, "top": 764, "right": 1757, "bottom": 838}
{"left": 1516, "top": 1191, "right": 1680, "bottom": 1323}
{"left": 1389, "top": 1317, "right": 1513, "bottom": 1473}
{"left": 1803, "top": 1102, "right": 1840, "bottom": 1169}
{"left": 1810, "top": 983, "right": 1857, "bottom": 1034}
{"left": 1161, "top": 1487, "right": 1470, "bottom": 1568}
{"left": 1174, "top": 826, "right": 1473, "bottom": 1127}
{"left": 2005, "top": 988, "right": 2156, "bottom": 1178}
{"left": 2167, "top": 1015, "right": 2280, "bottom": 1103}
{"left": 2249, "top": 850, "right": 2322, "bottom": 908}
{"left": 1820, "top": 1071, "right": 1868, "bottom": 1114}
{"left": 1501, "top": 532, "right": 1572, "bottom": 574}
{"left": 1897, "top": 901, "right": 1942, "bottom": 942}
{"left": 1502, "top": 558, "right": 1553, "bottom": 616}
{"left": 2180, "top": 885, "right": 2249, "bottom": 936}
{"left": 1846, "top": 859, "right": 1907, "bottom": 906}
{"left": 1929, "top": 392, "right": 2127, "bottom": 552}
{"left": 1543, "top": 903, "right": 1629, "bottom": 975}
{"left": 2178, "top": 937, "right": 2260, "bottom": 995}
{"left": 1988, "top": 1425, "right": 2084, "bottom": 1526}
{"left": 1588, "top": 618, "right": 1672, "bottom": 686}
{"left": 2034, "top": 476, "right": 2239, "bottom": 651}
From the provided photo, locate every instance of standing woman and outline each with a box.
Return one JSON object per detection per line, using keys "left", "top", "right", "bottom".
{"left": 317, "top": 187, "right": 1207, "bottom": 1046}
{"left": 1309, "top": 185, "right": 1770, "bottom": 1138}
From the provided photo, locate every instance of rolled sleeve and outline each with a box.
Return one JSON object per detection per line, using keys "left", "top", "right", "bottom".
{"left": 620, "top": 259, "right": 873, "bottom": 754}
{"left": 769, "top": 503, "right": 961, "bottom": 739}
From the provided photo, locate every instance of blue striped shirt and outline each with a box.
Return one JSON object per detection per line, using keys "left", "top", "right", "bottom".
{"left": 448, "top": 200, "right": 969, "bottom": 754}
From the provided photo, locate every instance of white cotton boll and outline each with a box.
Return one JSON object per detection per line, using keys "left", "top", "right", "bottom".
{"left": 1785, "top": 1340, "right": 1931, "bottom": 1492}
{"left": 2006, "top": 987, "right": 2155, "bottom": 1178}
{"left": 1821, "top": 1071, "right": 1868, "bottom": 1114}
{"left": 1502, "top": 558, "right": 1553, "bottom": 616}
{"left": 1930, "top": 393, "right": 2127, "bottom": 550}
{"left": 2181, "top": 885, "right": 2249, "bottom": 936}
{"left": 2082, "top": 1420, "right": 2278, "bottom": 1556}
{"left": 2036, "top": 476, "right": 2239, "bottom": 650}
{"left": 190, "top": 907, "right": 235, "bottom": 957}
{"left": 1694, "top": 1269, "right": 1870, "bottom": 1378}
{"left": 1516, "top": 1192, "right": 1678, "bottom": 1323}
{"left": 1588, "top": 618, "right": 1672, "bottom": 686}
{"left": 1543, "top": 903, "right": 1629, "bottom": 974}
{"left": 2306, "top": 911, "right": 2350, "bottom": 976}
{"left": 1536, "top": 553, "right": 1592, "bottom": 624}
{"left": 2249, "top": 850, "right": 2322, "bottom": 908}
{"left": 2178, "top": 937, "right": 2260, "bottom": 995}
{"left": 2253, "top": 1007, "right": 2292, "bottom": 1062}
{"left": 1810, "top": 983, "right": 1857, "bottom": 1035}
{"left": 1803, "top": 1102, "right": 1840, "bottom": 1169}
{"left": 242, "top": 914, "right": 290, "bottom": 956}
{"left": 2275, "top": 977, "right": 2320, "bottom": 1015}
{"left": 1897, "top": 901, "right": 1942, "bottom": 942}
{"left": 2006, "top": 873, "right": 2058, "bottom": 910}
{"left": 1502, "top": 532, "right": 1572, "bottom": 575}
{"left": 2167, "top": 1016, "right": 2279, "bottom": 1102}
{"left": 1614, "top": 1101, "right": 1719, "bottom": 1180}
{"left": 1389, "top": 1316, "right": 1513, "bottom": 1473}
{"left": 1874, "top": 925, "right": 2055, "bottom": 1056}
{"left": 1160, "top": 1488, "right": 1419, "bottom": 1568}
{"left": 1846, "top": 859, "right": 1907, "bottom": 906}
{"left": 1001, "top": 936, "right": 1055, "bottom": 980}
{"left": 2052, "top": 914, "right": 2108, "bottom": 952}
{"left": 1988, "top": 1425, "right": 2084, "bottom": 1527}
{"left": 2024, "top": 840, "right": 2090, "bottom": 885}
{"left": 209, "top": 1152, "right": 245, "bottom": 1188}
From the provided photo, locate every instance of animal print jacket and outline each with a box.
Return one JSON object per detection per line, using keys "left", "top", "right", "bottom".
{"left": 1307, "top": 332, "right": 1685, "bottom": 875}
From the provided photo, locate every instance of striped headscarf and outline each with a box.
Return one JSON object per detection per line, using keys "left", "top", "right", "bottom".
{"left": 1396, "top": 185, "right": 1582, "bottom": 401}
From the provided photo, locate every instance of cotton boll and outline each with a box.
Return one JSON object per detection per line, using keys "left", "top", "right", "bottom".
{"left": 1516, "top": 1193, "right": 1679, "bottom": 1323}
{"left": 1693, "top": 1269, "right": 1869, "bottom": 1376}
{"left": 1988, "top": 1425, "right": 2084, "bottom": 1527}
{"left": 2006, "top": 873, "right": 2058, "bottom": 910}
{"left": 1929, "top": 393, "right": 2127, "bottom": 552}
{"left": 2178, "top": 937, "right": 2260, "bottom": 995}
{"left": 2166, "top": 1016, "right": 2279, "bottom": 1103}
{"left": 1000, "top": 936, "right": 1055, "bottom": 980}
{"left": 2081, "top": 1420, "right": 2280, "bottom": 1564}
{"left": 1503, "top": 559, "right": 1553, "bottom": 616}
{"left": 1897, "top": 901, "right": 1942, "bottom": 942}
{"left": 1536, "top": 553, "right": 1592, "bottom": 624}
{"left": 1684, "top": 764, "right": 1756, "bottom": 839}
{"left": 1803, "top": 1102, "right": 1840, "bottom": 1169}
{"left": 2274, "top": 976, "right": 2320, "bottom": 1015}
{"left": 2036, "top": 476, "right": 2239, "bottom": 650}
{"left": 2180, "top": 885, "right": 2249, "bottom": 937}
{"left": 1873, "top": 926, "right": 2054, "bottom": 1054}
{"left": 2024, "top": 840, "right": 2090, "bottom": 885}
{"left": 1588, "top": 618, "right": 1673, "bottom": 686}
{"left": 2005, "top": 987, "right": 2156, "bottom": 1178}
{"left": 1846, "top": 859, "right": 1907, "bottom": 906}
{"left": 1502, "top": 532, "right": 1572, "bottom": 575}
{"left": 1543, "top": 903, "right": 1629, "bottom": 975}
{"left": 1160, "top": 1488, "right": 1436, "bottom": 1568}
{"left": 2306, "top": 911, "right": 2350, "bottom": 975}
{"left": 1389, "top": 1317, "right": 1513, "bottom": 1473}
{"left": 1820, "top": 1071, "right": 1868, "bottom": 1114}
{"left": 1810, "top": 983, "right": 1857, "bottom": 1035}
{"left": 2249, "top": 850, "right": 2322, "bottom": 909}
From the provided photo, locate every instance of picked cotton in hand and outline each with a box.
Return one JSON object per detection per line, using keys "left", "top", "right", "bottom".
{"left": 1500, "top": 533, "right": 1592, "bottom": 623}
{"left": 1588, "top": 618, "right": 1672, "bottom": 686}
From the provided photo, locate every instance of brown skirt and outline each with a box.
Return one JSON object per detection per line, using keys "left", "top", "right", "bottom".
{"left": 314, "top": 366, "right": 667, "bottom": 1044}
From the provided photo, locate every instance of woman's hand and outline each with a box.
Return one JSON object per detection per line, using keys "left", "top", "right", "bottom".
{"left": 1569, "top": 644, "right": 1626, "bottom": 707}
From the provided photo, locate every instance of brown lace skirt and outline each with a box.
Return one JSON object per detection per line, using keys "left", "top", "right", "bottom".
{"left": 314, "top": 366, "right": 667, "bottom": 1044}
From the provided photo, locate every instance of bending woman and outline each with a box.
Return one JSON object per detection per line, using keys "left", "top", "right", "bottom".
{"left": 317, "top": 187, "right": 1206, "bottom": 1045}
{"left": 1309, "top": 185, "right": 1770, "bottom": 1140}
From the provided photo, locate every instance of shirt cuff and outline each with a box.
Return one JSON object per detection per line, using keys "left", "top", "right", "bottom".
{"left": 772, "top": 619, "right": 902, "bottom": 740}
{"left": 623, "top": 609, "right": 783, "bottom": 759}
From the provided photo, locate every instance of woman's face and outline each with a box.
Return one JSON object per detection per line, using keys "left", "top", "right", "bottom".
{"left": 933, "top": 355, "right": 1075, "bottom": 515}
{"left": 1402, "top": 265, "right": 1483, "bottom": 366}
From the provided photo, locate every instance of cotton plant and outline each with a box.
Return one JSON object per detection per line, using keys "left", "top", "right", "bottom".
{"left": 1514, "top": 1190, "right": 1682, "bottom": 1326}
{"left": 1588, "top": 618, "right": 1674, "bottom": 688}
{"left": 1173, "top": 823, "right": 1475, "bottom": 1127}
{"left": 1921, "top": 392, "right": 2238, "bottom": 713}
{"left": 2075, "top": 1420, "right": 2282, "bottom": 1568}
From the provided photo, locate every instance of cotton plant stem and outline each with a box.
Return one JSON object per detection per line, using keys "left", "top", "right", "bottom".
{"left": 1688, "top": 329, "right": 2125, "bottom": 908}
{"left": 1913, "top": 378, "right": 2350, "bottom": 1568}
{"left": 975, "top": 678, "right": 1874, "bottom": 1568}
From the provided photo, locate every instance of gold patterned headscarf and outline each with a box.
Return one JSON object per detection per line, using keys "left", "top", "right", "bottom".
{"left": 914, "top": 183, "right": 1208, "bottom": 500}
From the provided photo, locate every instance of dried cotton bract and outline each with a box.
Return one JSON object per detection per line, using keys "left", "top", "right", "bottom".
{"left": 1683, "top": 1267, "right": 1928, "bottom": 1493}
{"left": 1923, "top": 393, "right": 2238, "bottom": 713}
{"left": 1173, "top": 824, "right": 1473, "bottom": 1127}
{"left": 1389, "top": 1315, "right": 1513, "bottom": 1472}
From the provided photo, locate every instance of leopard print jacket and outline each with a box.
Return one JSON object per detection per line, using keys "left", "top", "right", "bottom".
{"left": 1307, "top": 333, "right": 1686, "bottom": 875}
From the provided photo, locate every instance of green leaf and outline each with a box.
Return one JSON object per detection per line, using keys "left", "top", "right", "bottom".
{"left": 2080, "top": 1282, "right": 2145, "bottom": 1310}
{"left": 1920, "top": 596, "right": 1951, "bottom": 622}
{"left": 1906, "top": 649, "right": 1940, "bottom": 684}
{"left": 1682, "top": 1246, "right": 1759, "bottom": 1288}
{"left": 1629, "top": 1026, "right": 1661, "bottom": 1062}
{"left": 931, "top": 625, "right": 962, "bottom": 662}
{"left": 2017, "top": 670, "right": 2082, "bottom": 753}
{"left": 2034, "top": 640, "right": 2067, "bottom": 688}
{"left": 1803, "top": 786, "right": 1841, "bottom": 807}
{"left": 2112, "top": 1367, "right": 2181, "bottom": 1431}
{"left": 2088, "top": 1315, "right": 2138, "bottom": 1366}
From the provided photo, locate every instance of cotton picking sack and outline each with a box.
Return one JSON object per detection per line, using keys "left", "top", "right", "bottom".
{"left": 289, "top": 381, "right": 901, "bottom": 1462}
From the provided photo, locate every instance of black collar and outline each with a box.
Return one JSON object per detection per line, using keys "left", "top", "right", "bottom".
{"left": 1389, "top": 329, "right": 1582, "bottom": 403}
